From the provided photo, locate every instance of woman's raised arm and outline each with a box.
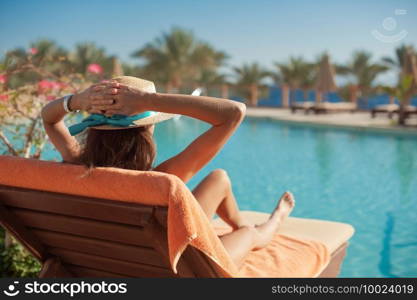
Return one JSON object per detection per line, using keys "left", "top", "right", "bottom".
{"left": 148, "top": 93, "right": 246, "bottom": 182}
{"left": 41, "top": 82, "right": 119, "bottom": 162}
{"left": 92, "top": 85, "right": 246, "bottom": 182}
{"left": 147, "top": 92, "right": 246, "bottom": 126}
{"left": 41, "top": 94, "right": 83, "bottom": 162}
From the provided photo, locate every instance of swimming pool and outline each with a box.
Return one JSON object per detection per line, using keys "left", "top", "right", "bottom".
{"left": 7, "top": 116, "right": 417, "bottom": 277}
{"left": 152, "top": 116, "right": 417, "bottom": 278}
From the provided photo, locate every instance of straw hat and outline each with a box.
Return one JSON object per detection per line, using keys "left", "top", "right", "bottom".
{"left": 91, "top": 76, "right": 176, "bottom": 130}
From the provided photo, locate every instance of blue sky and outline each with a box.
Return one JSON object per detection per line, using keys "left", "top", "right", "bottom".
{"left": 1, "top": 0, "right": 416, "bottom": 84}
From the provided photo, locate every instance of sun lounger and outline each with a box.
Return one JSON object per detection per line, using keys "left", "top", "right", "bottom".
{"left": 312, "top": 102, "right": 356, "bottom": 114}
{"left": 0, "top": 155, "right": 354, "bottom": 278}
{"left": 371, "top": 104, "right": 417, "bottom": 119}
{"left": 371, "top": 104, "right": 398, "bottom": 119}
{"left": 213, "top": 212, "right": 353, "bottom": 277}
{"left": 290, "top": 102, "right": 315, "bottom": 114}
{"left": 406, "top": 107, "right": 417, "bottom": 118}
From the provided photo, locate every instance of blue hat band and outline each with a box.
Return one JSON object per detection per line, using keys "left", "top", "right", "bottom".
{"left": 68, "top": 111, "right": 156, "bottom": 136}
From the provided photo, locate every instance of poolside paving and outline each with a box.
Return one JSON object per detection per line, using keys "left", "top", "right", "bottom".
{"left": 246, "top": 107, "right": 417, "bottom": 134}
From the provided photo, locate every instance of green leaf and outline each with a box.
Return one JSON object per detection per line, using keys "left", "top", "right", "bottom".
{"left": 0, "top": 238, "right": 41, "bottom": 277}
{"left": 400, "top": 75, "right": 413, "bottom": 91}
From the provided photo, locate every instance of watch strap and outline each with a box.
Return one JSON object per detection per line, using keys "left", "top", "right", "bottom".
{"left": 62, "top": 94, "right": 74, "bottom": 113}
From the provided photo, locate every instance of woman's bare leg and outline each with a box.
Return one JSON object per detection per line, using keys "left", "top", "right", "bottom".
{"left": 220, "top": 192, "right": 295, "bottom": 267}
{"left": 192, "top": 169, "right": 295, "bottom": 267}
{"left": 192, "top": 169, "right": 250, "bottom": 230}
{"left": 219, "top": 226, "right": 259, "bottom": 267}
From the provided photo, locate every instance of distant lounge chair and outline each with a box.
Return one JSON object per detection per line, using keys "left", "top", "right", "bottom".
{"left": 371, "top": 104, "right": 417, "bottom": 119}
{"left": 291, "top": 102, "right": 315, "bottom": 114}
{"left": 312, "top": 102, "right": 356, "bottom": 114}
{"left": 371, "top": 104, "right": 398, "bottom": 119}
{"left": 0, "top": 156, "right": 354, "bottom": 278}
{"left": 406, "top": 106, "right": 417, "bottom": 118}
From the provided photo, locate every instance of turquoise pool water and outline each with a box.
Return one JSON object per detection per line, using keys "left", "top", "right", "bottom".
{"left": 6, "top": 116, "right": 417, "bottom": 277}
{"left": 154, "top": 117, "right": 417, "bottom": 278}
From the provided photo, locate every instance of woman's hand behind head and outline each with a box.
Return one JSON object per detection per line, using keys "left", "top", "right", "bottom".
{"left": 90, "top": 81, "right": 149, "bottom": 116}
{"left": 72, "top": 81, "right": 117, "bottom": 112}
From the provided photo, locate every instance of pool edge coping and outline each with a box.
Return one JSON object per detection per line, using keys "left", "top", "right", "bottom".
{"left": 244, "top": 113, "right": 417, "bottom": 136}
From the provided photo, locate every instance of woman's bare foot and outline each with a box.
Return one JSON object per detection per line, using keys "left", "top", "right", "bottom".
{"left": 252, "top": 191, "right": 295, "bottom": 250}
{"left": 270, "top": 191, "right": 295, "bottom": 223}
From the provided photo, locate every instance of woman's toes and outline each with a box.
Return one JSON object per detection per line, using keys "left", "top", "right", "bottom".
{"left": 284, "top": 191, "right": 295, "bottom": 206}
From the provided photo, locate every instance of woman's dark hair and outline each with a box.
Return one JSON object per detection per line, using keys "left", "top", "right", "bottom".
{"left": 77, "top": 126, "right": 156, "bottom": 171}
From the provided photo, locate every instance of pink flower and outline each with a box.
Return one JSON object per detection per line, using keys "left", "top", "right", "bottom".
{"left": 0, "top": 94, "right": 8, "bottom": 102}
{"left": 46, "top": 95, "right": 55, "bottom": 101}
{"left": 50, "top": 81, "right": 62, "bottom": 90}
{"left": 38, "top": 80, "right": 53, "bottom": 92}
{"left": 37, "top": 80, "right": 63, "bottom": 94}
{"left": 29, "top": 48, "right": 38, "bottom": 55}
{"left": 87, "top": 63, "right": 103, "bottom": 74}
{"left": 0, "top": 74, "right": 6, "bottom": 84}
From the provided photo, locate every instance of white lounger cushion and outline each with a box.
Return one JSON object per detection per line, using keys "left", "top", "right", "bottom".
{"left": 212, "top": 211, "right": 354, "bottom": 253}
{"left": 375, "top": 104, "right": 399, "bottom": 111}
{"left": 316, "top": 102, "right": 356, "bottom": 110}
{"left": 375, "top": 104, "right": 417, "bottom": 111}
{"left": 292, "top": 102, "right": 315, "bottom": 108}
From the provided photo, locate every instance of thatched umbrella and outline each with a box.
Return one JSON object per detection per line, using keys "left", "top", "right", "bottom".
{"left": 315, "top": 54, "right": 337, "bottom": 103}
{"left": 398, "top": 49, "right": 417, "bottom": 125}
{"left": 112, "top": 57, "right": 124, "bottom": 77}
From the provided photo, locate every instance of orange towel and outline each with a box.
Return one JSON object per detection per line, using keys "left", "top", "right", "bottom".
{"left": 214, "top": 226, "right": 330, "bottom": 277}
{"left": 0, "top": 155, "right": 329, "bottom": 277}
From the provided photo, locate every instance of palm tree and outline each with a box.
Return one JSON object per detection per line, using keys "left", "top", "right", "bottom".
{"left": 275, "top": 57, "right": 301, "bottom": 89}
{"left": 274, "top": 57, "right": 316, "bottom": 102}
{"left": 300, "top": 62, "right": 317, "bottom": 101}
{"left": 336, "top": 50, "right": 388, "bottom": 97}
{"left": 382, "top": 45, "right": 416, "bottom": 104}
{"left": 233, "top": 62, "right": 270, "bottom": 106}
{"left": 382, "top": 44, "right": 415, "bottom": 70}
{"left": 132, "top": 27, "right": 227, "bottom": 92}
{"left": 121, "top": 63, "right": 142, "bottom": 77}
{"left": 379, "top": 75, "right": 415, "bottom": 125}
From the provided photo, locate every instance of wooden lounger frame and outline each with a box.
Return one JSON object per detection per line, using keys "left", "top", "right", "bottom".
{"left": 0, "top": 184, "right": 347, "bottom": 278}
{"left": 312, "top": 106, "right": 356, "bottom": 114}
{"left": 291, "top": 104, "right": 356, "bottom": 115}
{"left": 371, "top": 107, "right": 417, "bottom": 119}
{"left": 371, "top": 108, "right": 396, "bottom": 119}
{"left": 290, "top": 102, "right": 315, "bottom": 115}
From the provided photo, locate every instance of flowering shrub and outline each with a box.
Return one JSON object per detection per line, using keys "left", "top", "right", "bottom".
{"left": 28, "top": 47, "right": 38, "bottom": 55}
{"left": 0, "top": 50, "right": 96, "bottom": 278}
{"left": 0, "top": 52, "right": 92, "bottom": 158}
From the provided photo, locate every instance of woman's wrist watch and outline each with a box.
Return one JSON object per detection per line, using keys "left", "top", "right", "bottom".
{"left": 62, "top": 94, "right": 78, "bottom": 113}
